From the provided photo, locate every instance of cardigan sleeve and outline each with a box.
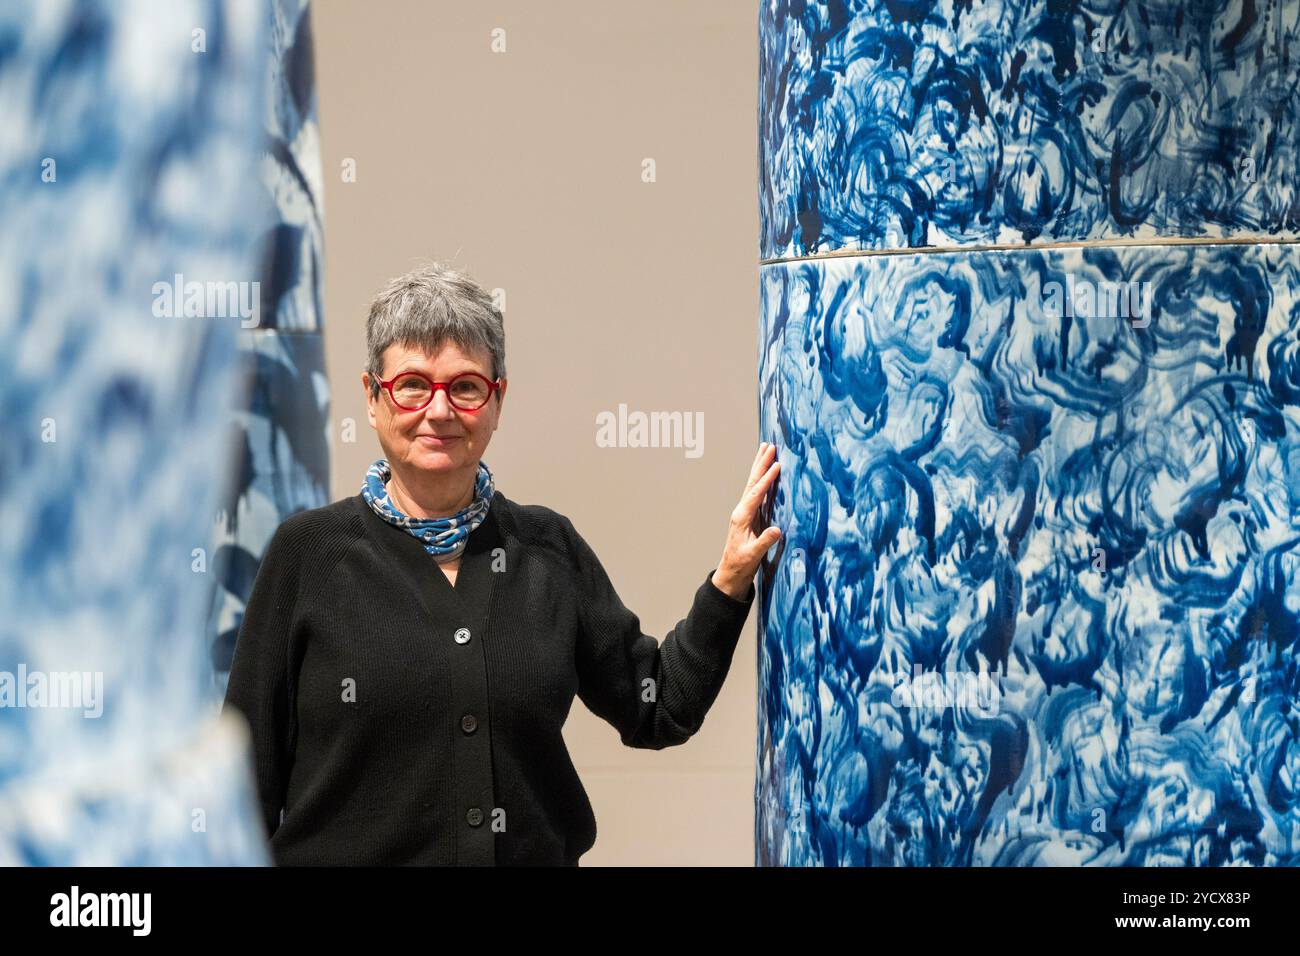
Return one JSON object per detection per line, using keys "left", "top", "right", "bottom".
{"left": 564, "top": 516, "right": 754, "bottom": 750}
{"left": 221, "top": 519, "right": 304, "bottom": 840}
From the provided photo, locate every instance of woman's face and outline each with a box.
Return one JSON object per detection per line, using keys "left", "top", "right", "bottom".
{"left": 363, "top": 341, "right": 507, "bottom": 478}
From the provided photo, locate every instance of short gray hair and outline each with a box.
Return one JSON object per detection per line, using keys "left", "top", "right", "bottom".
{"left": 365, "top": 262, "right": 506, "bottom": 397}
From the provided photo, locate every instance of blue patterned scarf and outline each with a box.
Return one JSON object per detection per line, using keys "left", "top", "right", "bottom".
{"left": 361, "top": 458, "right": 495, "bottom": 561}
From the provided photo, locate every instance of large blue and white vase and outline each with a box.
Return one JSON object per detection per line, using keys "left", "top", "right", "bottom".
{"left": 757, "top": 0, "right": 1300, "bottom": 866}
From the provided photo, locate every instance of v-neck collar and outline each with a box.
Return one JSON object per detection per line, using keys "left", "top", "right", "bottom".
{"left": 353, "top": 491, "right": 504, "bottom": 624}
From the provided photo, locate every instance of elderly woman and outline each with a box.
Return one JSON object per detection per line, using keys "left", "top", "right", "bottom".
{"left": 222, "top": 263, "right": 782, "bottom": 866}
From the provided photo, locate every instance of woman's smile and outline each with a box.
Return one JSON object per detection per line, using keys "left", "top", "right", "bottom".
{"left": 417, "top": 434, "right": 462, "bottom": 446}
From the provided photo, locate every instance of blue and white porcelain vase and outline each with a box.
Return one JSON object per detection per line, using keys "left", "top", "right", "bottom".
{"left": 757, "top": 0, "right": 1300, "bottom": 866}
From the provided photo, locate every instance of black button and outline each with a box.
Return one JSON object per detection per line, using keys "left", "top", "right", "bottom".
{"left": 461, "top": 714, "right": 478, "bottom": 734}
{"left": 466, "top": 807, "right": 484, "bottom": 827}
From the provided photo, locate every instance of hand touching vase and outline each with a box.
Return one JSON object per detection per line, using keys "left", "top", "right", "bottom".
{"left": 711, "top": 442, "right": 782, "bottom": 601}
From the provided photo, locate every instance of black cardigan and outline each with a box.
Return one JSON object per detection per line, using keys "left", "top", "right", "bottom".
{"left": 221, "top": 490, "right": 754, "bottom": 865}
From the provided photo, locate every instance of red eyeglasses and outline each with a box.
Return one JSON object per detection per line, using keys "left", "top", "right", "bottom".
{"left": 377, "top": 370, "right": 501, "bottom": 412}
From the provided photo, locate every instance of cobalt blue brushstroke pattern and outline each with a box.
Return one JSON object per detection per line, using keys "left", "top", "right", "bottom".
{"left": 0, "top": 0, "right": 270, "bottom": 863}
{"left": 759, "top": 0, "right": 1300, "bottom": 259}
{"left": 258, "top": 0, "right": 324, "bottom": 333}
{"left": 209, "top": 0, "right": 329, "bottom": 690}
{"left": 755, "top": 242, "right": 1300, "bottom": 865}
{"left": 208, "top": 329, "right": 330, "bottom": 680}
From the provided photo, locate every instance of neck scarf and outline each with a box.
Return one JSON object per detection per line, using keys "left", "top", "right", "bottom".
{"left": 361, "top": 458, "right": 495, "bottom": 562}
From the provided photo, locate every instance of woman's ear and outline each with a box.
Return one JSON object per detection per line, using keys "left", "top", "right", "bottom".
{"left": 493, "top": 377, "right": 507, "bottom": 427}
{"left": 362, "top": 372, "right": 378, "bottom": 428}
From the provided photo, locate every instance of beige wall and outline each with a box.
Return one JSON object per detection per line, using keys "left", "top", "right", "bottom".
{"left": 313, "top": 0, "right": 761, "bottom": 865}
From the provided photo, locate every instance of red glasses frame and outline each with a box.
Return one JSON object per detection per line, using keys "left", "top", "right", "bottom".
{"left": 377, "top": 370, "right": 501, "bottom": 412}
